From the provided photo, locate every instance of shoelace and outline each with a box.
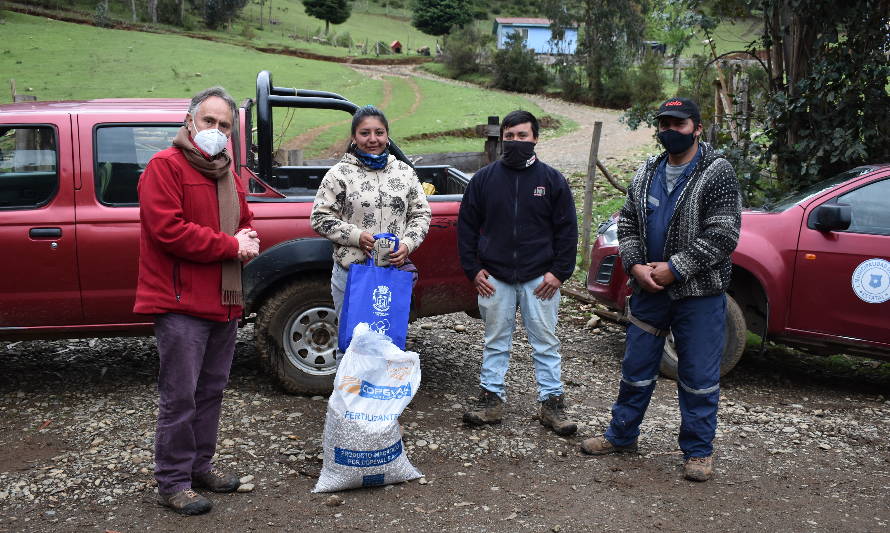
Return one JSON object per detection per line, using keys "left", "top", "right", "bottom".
{"left": 687, "top": 457, "right": 709, "bottom": 465}
{"left": 183, "top": 489, "right": 200, "bottom": 498}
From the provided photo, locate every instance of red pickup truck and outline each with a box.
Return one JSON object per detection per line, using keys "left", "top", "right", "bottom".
{"left": 0, "top": 71, "right": 476, "bottom": 394}
{"left": 587, "top": 165, "right": 890, "bottom": 378}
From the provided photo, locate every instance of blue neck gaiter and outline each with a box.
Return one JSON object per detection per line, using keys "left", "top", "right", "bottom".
{"left": 354, "top": 148, "right": 389, "bottom": 170}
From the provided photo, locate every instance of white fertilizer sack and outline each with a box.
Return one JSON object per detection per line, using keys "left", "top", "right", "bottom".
{"left": 312, "top": 323, "right": 422, "bottom": 492}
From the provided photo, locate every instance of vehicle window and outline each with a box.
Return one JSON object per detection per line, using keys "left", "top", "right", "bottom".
{"left": 0, "top": 126, "right": 58, "bottom": 209}
{"left": 837, "top": 178, "right": 890, "bottom": 236}
{"left": 767, "top": 167, "right": 874, "bottom": 212}
{"left": 95, "top": 125, "right": 179, "bottom": 206}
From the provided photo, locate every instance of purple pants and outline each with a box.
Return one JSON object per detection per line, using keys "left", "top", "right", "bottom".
{"left": 154, "top": 313, "right": 237, "bottom": 494}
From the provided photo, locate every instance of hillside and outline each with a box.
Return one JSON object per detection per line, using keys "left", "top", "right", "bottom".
{"left": 0, "top": 11, "right": 559, "bottom": 157}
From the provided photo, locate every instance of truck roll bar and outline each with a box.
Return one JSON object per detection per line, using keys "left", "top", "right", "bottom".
{"left": 256, "top": 70, "right": 414, "bottom": 182}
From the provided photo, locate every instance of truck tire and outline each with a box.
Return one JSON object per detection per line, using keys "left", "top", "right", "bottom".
{"left": 659, "top": 295, "right": 747, "bottom": 381}
{"left": 255, "top": 277, "right": 338, "bottom": 395}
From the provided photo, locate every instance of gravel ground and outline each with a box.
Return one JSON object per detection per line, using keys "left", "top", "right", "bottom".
{"left": 2, "top": 290, "right": 889, "bottom": 532}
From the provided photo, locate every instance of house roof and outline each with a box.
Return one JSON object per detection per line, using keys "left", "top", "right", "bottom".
{"left": 494, "top": 17, "right": 553, "bottom": 26}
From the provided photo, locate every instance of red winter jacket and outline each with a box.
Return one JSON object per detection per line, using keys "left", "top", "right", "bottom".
{"left": 133, "top": 147, "right": 253, "bottom": 322}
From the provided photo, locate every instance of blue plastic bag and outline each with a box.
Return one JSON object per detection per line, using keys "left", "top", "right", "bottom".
{"left": 338, "top": 233, "right": 413, "bottom": 353}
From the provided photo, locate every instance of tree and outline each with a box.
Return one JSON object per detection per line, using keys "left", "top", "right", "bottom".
{"left": 442, "top": 24, "right": 494, "bottom": 77}
{"left": 199, "top": 0, "right": 249, "bottom": 29}
{"left": 302, "top": 0, "right": 351, "bottom": 34}
{"left": 756, "top": 0, "right": 890, "bottom": 188}
{"left": 543, "top": 0, "right": 646, "bottom": 105}
{"left": 147, "top": 0, "right": 158, "bottom": 22}
{"left": 492, "top": 32, "right": 550, "bottom": 93}
{"left": 647, "top": 0, "right": 713, "bottom": 82}
{"left": 411, "top": 0, "right": 473, "bottom": 36}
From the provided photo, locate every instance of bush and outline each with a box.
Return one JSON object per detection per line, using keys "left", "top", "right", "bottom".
{"left": 553, "top": 59, "right": 587, "bottom": 103}
{"left": 333, "top": 31, "right": 353, "bottom": 48}
{"left": 620, "top": 51, "right": 668, "bottom": 129}
{"left": 195, "top": 0, "right": 248, "bottom": 29}
{"left": 442, "top": 25, "right": 492, "bottom": 77}
{"left": 492, "top": 32, "right": 549, "bottom": 93}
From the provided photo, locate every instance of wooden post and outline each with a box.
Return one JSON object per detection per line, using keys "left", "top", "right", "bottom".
{"left": 286, "top": 149, "right": 303, "bottom": 166}
{"left": 482, "top": 116, "right": 500, "bottom": 164}
{"left": 581, "top": 121, "right": 603, "bottom": 270}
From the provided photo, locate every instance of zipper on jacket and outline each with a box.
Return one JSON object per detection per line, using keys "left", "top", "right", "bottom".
{"left": 512, "top": 173, "right": 519, "bottom": 284}
{"left": 172, "top": 262, "right": 182, "bottom": 302}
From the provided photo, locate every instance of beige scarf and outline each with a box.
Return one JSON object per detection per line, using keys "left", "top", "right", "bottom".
{"left": 172, "top": 126, "right": 243, "bottom": 307}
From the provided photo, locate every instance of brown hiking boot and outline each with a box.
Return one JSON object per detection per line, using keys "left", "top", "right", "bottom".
{"left": 579, "top": 435, "right": 638, "bottom": 455}
{"left": 683, "top": 455, "right": 714, "bottom": 482}
{"left": 192, "top": 468, "right": 240, "bottom": 493}
{"left": 463, "top": 388, "right": 504, "bottom": 426}
{"left": 539, "top": 395, "right": 577, "bottom": 436}
{"left": 157, "top": 489, "right": 212, "bottom": 515}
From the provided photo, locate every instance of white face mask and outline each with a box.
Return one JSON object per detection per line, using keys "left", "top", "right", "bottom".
{"left": 189, "top": 119, "right": 228, "bottom": 157}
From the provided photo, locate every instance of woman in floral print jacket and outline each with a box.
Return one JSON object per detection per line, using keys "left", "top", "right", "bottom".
{"left": 310, "top": 106, "right": 432, "bottom": 319}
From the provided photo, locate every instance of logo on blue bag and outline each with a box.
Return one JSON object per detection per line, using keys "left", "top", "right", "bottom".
{"left": 370, "top": 319, "right": 391, "bottom": 335}
{"left": 338, "top": 376, "right": 413, "bottom": 400}
{"left": 372, "top": 285, "right": 392, "bottom": 313}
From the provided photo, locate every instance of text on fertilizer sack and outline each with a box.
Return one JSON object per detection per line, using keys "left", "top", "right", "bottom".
{"left": 334, "top": 441, "right": 403, "bottom": 467}
{"left": 344, "top": 411, "right": 401, "bottom": 422}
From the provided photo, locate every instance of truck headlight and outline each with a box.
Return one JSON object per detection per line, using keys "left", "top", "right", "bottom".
{"left": 597, "top": 219, "right": 619, "bottom": 247}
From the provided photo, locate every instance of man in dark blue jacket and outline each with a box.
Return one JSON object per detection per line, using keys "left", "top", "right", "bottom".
{"left": 458, "top": 110, "right": 579, "bottom": 436}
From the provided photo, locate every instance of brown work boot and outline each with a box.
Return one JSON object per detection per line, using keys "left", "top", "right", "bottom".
{"left": 579, "top": 435, "right": 638, "bottom": 455}
{"left": 683, "top": 455, "right": 714, "bottom": 482}
{"left": 539, "top": 394, "right": 577, "bottom": 436}
{"left": 463, "top": 388, "right": 504, "bottom": 426}
{"left": 192, "top": 468, "right": 240, "bottom": 493}
{"left": 157, "top": 489, "right": 212, "bottom": 515}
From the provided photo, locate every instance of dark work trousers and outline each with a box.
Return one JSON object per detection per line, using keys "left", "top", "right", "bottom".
{"left": 154, "top": 313, "right": 237, "bottom": 495}
{"left": 605, "top": 290, "right": 725, "bottom": 458}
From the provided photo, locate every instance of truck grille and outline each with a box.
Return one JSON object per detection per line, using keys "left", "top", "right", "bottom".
{"left": 595, "top": 255, "right": 617, "bottom": 284}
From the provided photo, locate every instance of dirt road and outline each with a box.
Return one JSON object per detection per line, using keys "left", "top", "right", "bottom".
{"left": 1, "top": 294, "right": 888, "bottom": 532}
{"left": 348, "top": 65, "right": 656, "bottom": 174}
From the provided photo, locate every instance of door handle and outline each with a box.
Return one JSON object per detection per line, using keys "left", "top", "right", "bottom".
{"left": 30, "top": 227, "right": 62, "bottom": 239}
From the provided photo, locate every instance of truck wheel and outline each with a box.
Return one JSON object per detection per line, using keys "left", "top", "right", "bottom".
{"left": 659, "top": 295, "right": 747, "bottom": 381}
{"left": 255, "top": 277, "right": 338, "bottom": 395}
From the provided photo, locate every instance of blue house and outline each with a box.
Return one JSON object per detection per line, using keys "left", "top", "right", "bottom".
{"left": 493, "top": 17, "right": 578, "bottom": 55}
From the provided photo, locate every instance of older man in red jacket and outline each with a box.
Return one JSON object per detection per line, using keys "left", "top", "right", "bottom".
{"left": 134, "top": 87, "right": 259, "bottom": 515}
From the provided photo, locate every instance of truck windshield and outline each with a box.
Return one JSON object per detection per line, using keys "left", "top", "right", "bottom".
{"left": 765, "top": 167, "right": 874, "bottom": 212}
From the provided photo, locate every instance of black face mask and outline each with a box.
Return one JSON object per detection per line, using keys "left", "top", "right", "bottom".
{"left": 501, "top": 140, "right": 537, "bottom": 169}
{"left": 657, "top": 129, "right": 697, "bottom": 155}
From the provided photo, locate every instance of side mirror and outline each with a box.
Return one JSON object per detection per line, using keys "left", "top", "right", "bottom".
{"left": 813, "top": 203, "right": 852, "bottom": 232}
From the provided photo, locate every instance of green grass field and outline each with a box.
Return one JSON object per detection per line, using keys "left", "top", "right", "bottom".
{"left": 682, "top": 18, "right": 762, "bottom": 58}
{"left": 11, "top": 0, "right": 437, "bottom": 59}
{"left": 239, "top": 0, "right": 438, "bottom": 55}
{"left": 1, "top": 11, "right": 557, "bottom": 156}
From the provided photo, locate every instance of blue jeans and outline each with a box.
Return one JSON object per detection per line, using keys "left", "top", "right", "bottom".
{"left": 605, "top": 290, "right": 725, "bottom": 458}
{"left": 477, "top": 275, "right": 564, "bottom": 402}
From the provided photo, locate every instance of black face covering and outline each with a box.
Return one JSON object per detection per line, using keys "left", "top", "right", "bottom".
{"left": 501, "top": 140, "right": 537, "bottom": 169}
{"left": 657, "top": 129, "right": 697, "bottom": 155}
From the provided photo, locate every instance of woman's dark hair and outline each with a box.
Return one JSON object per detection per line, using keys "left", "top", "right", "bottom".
{"left": 351, "top": 105, "right": 389, "bottom": 136}
{"left": 501, "top": 110, "right": 539, "bottom": 138}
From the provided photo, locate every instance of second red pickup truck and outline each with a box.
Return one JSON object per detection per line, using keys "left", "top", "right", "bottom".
{"left": 0, "top": 71, "right": 477, "bottom": 394}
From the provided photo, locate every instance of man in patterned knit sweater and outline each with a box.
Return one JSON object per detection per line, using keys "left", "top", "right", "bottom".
{"left": 580, "top": 98, "right": 742, "bottom": 482}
